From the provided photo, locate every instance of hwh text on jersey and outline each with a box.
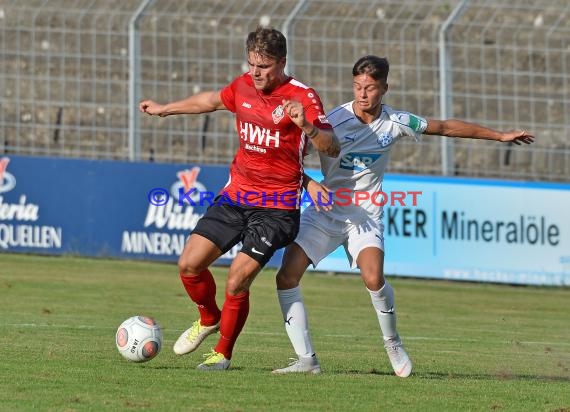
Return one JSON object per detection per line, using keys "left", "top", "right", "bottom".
{"left": 239, "top": 121, "right": 280, "bottom": 148}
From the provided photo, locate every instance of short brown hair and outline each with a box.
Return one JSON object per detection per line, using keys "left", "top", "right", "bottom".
{"left": 246, "top": 26, "right": 287, "bottom": 61}
{"left": 352, "top": 55, "right": 389, "bottom": 83}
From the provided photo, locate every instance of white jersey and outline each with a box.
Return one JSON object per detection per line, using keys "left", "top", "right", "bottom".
{"left": 317, "top": 101, "right": 428, "bottom": 223}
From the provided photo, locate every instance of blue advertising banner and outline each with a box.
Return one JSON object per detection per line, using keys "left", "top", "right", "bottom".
{"left": 1, "top": 155, "right": 569, "bottom": 285}
{"left": 0, "top": 155, "right": 282, "bottom": 266}
{"left": 305, "top": 170, "right": 570, "bottom": 286}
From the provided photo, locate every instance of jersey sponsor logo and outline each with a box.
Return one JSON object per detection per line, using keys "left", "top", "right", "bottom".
{"left": 238, "top": 121, "right": 280, "bottom": 148}
{"left": 339, "top": 152, "right": 382, "bottom": 172}
{"left": 396, "top": 113, "right": 425, "bottom": 132}
{"left": 377, "top": 131, "right": 393, "bottom": 147}
{"left": 244, "top": 143, "right": 266, "bottom": 154}
{"left": 318, "top": 114, "right": 330, "bottom": 124}
{"left": 272, "top": 105, "right": 285, "bottom": 124}
{"left": 241, "top": 101, "right": 252, "bottom": 109}
{"left": 344, "top": 134, "right": 356, "bottom": 142}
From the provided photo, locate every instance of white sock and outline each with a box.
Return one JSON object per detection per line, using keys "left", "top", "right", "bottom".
{"left": 368, "top": 282, "right": 398, "bottom": 340}
{"left": 277, "top": 286, "right": 315, "bottom": 358}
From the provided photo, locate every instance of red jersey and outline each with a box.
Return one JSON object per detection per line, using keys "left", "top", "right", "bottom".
{"left": 219, "top": 73, "right": 332, "bottom": 210}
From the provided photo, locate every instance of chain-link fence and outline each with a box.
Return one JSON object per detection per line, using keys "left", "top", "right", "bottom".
{"left": 1, "top": 0, "right": 569, "bottom": 181}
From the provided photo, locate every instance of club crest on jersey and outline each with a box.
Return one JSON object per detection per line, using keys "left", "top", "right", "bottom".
{"left": 272, "top": 105, "right": 285, "bottom": 124}
{"left": 377, "top": 132, "right": 393, "bottom": 147}
{"left": 339, "top": 152, "right": 382, "bottom": 172}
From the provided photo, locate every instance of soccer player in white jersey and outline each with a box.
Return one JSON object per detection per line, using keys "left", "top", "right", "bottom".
{"left": 273, "top": 55, "right": 534, "bottom": 376}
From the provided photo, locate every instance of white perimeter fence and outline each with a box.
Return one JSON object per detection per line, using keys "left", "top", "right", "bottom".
{"left": 1, "top": 0, "right": 569, "bottom": 181}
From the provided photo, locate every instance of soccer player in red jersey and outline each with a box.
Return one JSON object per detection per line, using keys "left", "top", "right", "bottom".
{"left": 139, "top": 26, "right": 340, "bottom": 370}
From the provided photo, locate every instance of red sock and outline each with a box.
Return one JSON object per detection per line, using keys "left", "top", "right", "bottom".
{"left": 179, "top": 270, "right": 221, "bottom": 326}
{"left": 214, "top": 291, "right": 250, "bottom": 360}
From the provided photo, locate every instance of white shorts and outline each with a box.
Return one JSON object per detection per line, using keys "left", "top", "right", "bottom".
{"left": 294, "top": 207, "right": 384, "bottom": 269}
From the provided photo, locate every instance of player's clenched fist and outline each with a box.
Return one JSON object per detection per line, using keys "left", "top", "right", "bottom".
{"left": 139, "top": 100, "right": 167, "bottom": 117}
{"left": 282, "top": 99, "right": 305, "bottom": 127}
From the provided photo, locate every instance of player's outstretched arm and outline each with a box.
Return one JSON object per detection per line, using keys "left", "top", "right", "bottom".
{"left": 425, "top": 119, "right": 534, "bottom": 145}
{"left": 139, "top": 91, "right": 226, "bottom": 117}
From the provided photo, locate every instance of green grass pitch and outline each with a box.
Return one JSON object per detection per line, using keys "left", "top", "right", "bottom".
{"left": 1, "top": 253, "right": 569, "bottom": 411}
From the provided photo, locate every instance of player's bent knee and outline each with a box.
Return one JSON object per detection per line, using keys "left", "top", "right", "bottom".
{"left": 360, "top": 271, "right": 385, "bottom": 291}
{"left": 275, "top": 270, "right": 302, "bottom": 289}
{"left": 225, "top": 277, "right": 251, "bottom": 295}
{"left": 177, "top": 256, "right": 205, "bottom": 276}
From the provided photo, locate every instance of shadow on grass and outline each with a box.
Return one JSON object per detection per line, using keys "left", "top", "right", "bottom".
{"left": 143, "top": 365, "right": 246, "bottom": 371}
{"left": 140, "top": 365, "right": 570, "bottom": 382}
{"left": 314, "top": 368, "right": 570, "bottom": 382}
{"left": 417, "top": 371, "right": 570, "bottom": 382}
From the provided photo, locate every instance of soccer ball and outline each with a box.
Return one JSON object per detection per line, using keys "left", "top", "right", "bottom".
{"left": 116, "top": 315, "right": 163, "bottom": 362}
